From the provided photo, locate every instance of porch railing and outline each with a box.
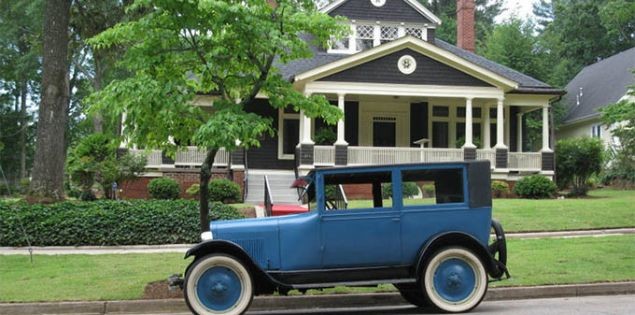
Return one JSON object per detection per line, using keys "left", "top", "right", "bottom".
{"left": 175, "top": 147, "right": 229, "bottom": 167}
{"left": 128, "top": 147, "right": 229, "bottom": 168}
{"left": 348, "top": 146, "right": 464, "bottom": 165}
{"left": 508, "top": 152, "right": 542, "bottom": 171}
{"left": 476, "top": 149, "right": 496, "bottom": 167}
{"left": 314, "top": 145, "right": 335, "bottom": 166}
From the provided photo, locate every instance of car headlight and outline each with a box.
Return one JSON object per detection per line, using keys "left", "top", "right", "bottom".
{"left": 201, "top": 231, "right": 213, "bottom": 241}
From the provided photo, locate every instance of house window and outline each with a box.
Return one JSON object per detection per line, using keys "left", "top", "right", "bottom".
{"left": 330, "top": 36, "right": 350, "bottom": 51}
{"left": 356, "top": 25, "right": 375, "bottom": 51}
{"left": 380, "top": 26, "right": 398, "bottom": 44}
{"left": 591, "top": 124, "right": 602, "bottom": 138}
{"left": 433, "top": 106, "right": 449, "bottom": 117}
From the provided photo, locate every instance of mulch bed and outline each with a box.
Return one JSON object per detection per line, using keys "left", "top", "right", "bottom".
{"left": 143, "top": 280, "right": 184, "bottom": 299}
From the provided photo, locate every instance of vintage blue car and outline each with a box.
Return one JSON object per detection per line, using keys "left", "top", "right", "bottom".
{"left": 181, "top": 161, "right": 508, "bottom": 315}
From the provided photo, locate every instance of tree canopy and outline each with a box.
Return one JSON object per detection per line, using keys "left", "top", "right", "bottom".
{"left": 89, "top": 0, "right": 346, "bottom": 230}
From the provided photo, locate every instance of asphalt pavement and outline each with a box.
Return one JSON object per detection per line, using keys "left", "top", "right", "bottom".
{"left": 128, "top": 295, "right": 635, "bottom": 315}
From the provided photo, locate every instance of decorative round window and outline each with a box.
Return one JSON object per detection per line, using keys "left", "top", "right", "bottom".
{"left": 398, "top": 55, "right": 417, "bottom": 75}
{"left": 370, "top": 0, "right": 386, "bottom": 7}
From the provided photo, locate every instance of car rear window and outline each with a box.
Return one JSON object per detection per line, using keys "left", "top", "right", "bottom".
{"left": 400, "top": 168, "right": 464, "bottom": 206}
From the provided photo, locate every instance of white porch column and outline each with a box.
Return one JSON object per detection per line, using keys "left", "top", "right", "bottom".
{"left": 541, "top": 105, "right": 552, "bottom": 152}
{"left": 335, "top": 94, "right": 348, "bottom": 145}
{"left": 517, "top": 112, "right": 523, "bottom": 152}
{"left": 463, "top": 97, "right": 476, "bottom": 148}
{"left": 495, "top": 98, "right": 507, "bottom": 148}
{"left": 300, "top": 109, "right": 313, "bottom": 145}
{"left": 482, "top": 104, "right": 491, "bottom": 149}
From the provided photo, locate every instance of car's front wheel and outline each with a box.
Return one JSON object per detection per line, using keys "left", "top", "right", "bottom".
{"left": 423, "top": 247, "right": 488, "bottom": 313}
{"left": 184, "top": 254, "right": 254, "bottom": 315}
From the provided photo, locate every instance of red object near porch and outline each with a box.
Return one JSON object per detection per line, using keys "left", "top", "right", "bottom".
{"left": 266, "top": 204, "right": 309, "bottom": 216}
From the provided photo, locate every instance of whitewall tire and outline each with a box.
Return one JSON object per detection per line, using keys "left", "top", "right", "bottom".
{"left": 184, "top": 254, "right": 254, "bottom": 315}
{"left": 423, "top": 247, "right": 488, "bottom": 313}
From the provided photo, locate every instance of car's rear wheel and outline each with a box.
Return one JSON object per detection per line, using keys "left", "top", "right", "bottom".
{"left": 423, "top": 247, "right": 487, "bottom": 313}
{"left": 184, "top": 254, "right": 253, "bottom": 315}
{"left": 395, "top": 283, "right": 429, "bottom": 307}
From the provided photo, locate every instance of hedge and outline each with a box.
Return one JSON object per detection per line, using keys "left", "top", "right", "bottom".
{"left": 0, "top": 200, "right": 244, "bottom": 247}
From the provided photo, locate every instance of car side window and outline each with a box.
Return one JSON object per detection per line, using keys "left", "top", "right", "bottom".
{"left": 400, "top": 168, "right": 465, "bottom": 206}
{"left": 322, "top": 171, "right": 393, "bottom": 211}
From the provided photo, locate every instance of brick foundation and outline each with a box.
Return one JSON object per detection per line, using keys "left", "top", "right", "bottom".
{"left": 120, "top": 168, "right": 242, "bottom": 200}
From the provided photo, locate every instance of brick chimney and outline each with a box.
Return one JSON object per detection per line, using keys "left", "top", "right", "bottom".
{"left": 456, "top": 0, "right": 476, "bottom": 52}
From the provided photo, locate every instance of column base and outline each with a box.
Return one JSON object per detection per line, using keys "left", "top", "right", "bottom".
{"left": 299, "top": 143, "right": 314, "bottom": 166}
{"left": 335, "top": 145, "right": 348, "bottom": 166}
{"left": 495, "top": 148, "right": 508, "bottom": 169}
{"left": 463, "top": 147, "right": 477, "bottom": 160}
{"left": 541, "top": 151, "right": 555, "bottom": 171}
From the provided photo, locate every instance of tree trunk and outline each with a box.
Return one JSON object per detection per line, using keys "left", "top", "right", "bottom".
{"left": 92, "top": 51, "right": 104, "bottom": 133}
{"left": 28, "top": 0, "right": 71, "bottom": 203}
{"left": 19, "top": 82, "right": 28, "bottom": 180}
{"left": 199, "top": 148, "right": 218, "bottom": 233}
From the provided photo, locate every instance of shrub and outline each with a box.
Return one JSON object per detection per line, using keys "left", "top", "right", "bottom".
{"left": 314, "top": 127, "right": 336, "bottom": 145}
{"left": 491, "top": 180, "right": 510, "bottom": 198}
{"left": 209, "top": 179, "right": 241, "bottom": 203}
{"left": 421, "top": 183, "right": 435, "bottom": 198}
{"left": 186, "top": 184, "right": 200, "bottom": 197}
{"left": 513, "top": 175, "right": 557, "bottom": 199}
{"left": 0, "top": 200, "right": 244, "bottom": 246}
{"left": 148, "top": 178, "right": 181, "bottom": 200}
{"left": 556, "top": 137, "right": 603, "bottom": 196}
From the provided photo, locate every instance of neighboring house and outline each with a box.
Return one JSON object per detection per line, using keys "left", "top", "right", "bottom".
{"left": 559, "top": 47, "right": 635, "bottom": 148}
{"left": 122, "top": 0, "right": 565, "bottom": 201}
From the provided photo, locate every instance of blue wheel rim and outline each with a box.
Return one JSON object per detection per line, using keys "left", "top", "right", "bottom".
{"left": 196, "top": 266, "right": 243, "bottom": 312}
{"left": 433, "top": 258, "right": 476, "bottom": 302}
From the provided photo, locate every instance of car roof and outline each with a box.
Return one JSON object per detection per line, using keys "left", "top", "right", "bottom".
{"left": 309, "top": 160, "right": 489, "bottom": 176}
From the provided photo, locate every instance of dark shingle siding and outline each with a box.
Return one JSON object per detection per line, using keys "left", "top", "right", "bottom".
{"left": 330, "top": 0, "right": 432, "bottom": 24}
{"left": 563, "top": 47, "right": 635, "bottom": 124}
{"left": 318, "top": 48, "right": 492, "bottom": 87}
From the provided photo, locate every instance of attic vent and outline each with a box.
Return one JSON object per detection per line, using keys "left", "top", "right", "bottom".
{"left": 576, "top": 87, "right": 583, "bottom": 106}
{"left": 370, "top": 0, "right": 386, "bottom": 7}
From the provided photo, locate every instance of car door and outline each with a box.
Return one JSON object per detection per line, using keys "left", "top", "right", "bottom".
{"left": 318, "top": 170, "right": 402, "bottom": 268}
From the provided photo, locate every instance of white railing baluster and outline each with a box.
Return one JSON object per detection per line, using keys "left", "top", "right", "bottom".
{"left": 314, "top": 145, "right": 335, "bottom": 166}
{"left": 508, "top": 152, "right": 541, "bottom": 171}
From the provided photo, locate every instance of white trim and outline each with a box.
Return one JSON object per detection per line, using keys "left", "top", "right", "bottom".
{"left": 370, "top": 0, "right": 386, "bottom": 7}
{"left": 305, "top": 81, "right": 505, "bottom": 99}
{"left": 295, "top": 36, "right": 519, "bottom": 90}
{"left": 277, "top": 109, "right": 300, "bottom": 160}
{"left": 321, "top": 0, "right": 442, "bottom": 25}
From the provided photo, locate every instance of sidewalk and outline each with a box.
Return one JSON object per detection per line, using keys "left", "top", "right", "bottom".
{"left": 1, "top": 227, "right": 634, "bottom": 255}
{"left": 1, "top": 282, "right": 633, "bottom": 315}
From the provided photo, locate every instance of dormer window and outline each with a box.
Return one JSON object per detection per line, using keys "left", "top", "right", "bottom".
{"left": 380, "top": 26, "right": 398, "bottom": 44}
{"left": 356, "top": 25, "right": 375, "bottom": 51}
{"left": 328, "top": 21, "right": 430, "bottom": 54}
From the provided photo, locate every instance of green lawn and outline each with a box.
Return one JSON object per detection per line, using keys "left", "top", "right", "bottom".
{"left": 348, "top": 188, "right": 635, "bottom": 232}
{"left": 493, "top": 189, "right": 635, "bottom": 232}
{"left": 1, "top": 235, "right": 634, "bottom": 302}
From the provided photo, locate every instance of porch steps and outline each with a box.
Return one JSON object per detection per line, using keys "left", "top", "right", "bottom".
{"left": 245, "top": 170, "right": 300, "bottom": 205}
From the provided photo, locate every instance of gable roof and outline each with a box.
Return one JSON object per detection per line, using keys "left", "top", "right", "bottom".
{"left": 277, "top": 37, "right": 563, "bottom": 95}
{"left": 563, "top": 46, "right": 635, "bottom": 125}
{"left": 321, "top": 0, "right": 442, "bottom": 25}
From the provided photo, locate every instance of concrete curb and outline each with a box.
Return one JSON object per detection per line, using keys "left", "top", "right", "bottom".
{"left": 1, "top": 282, "right": 633, "bottom": 315}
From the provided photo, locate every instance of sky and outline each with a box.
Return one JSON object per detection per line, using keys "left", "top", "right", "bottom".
{"left": 496, "top": 0, "right": 538, "bottom": 23}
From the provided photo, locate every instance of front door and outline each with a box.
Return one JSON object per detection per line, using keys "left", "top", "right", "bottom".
{"left": 373, "top": 117, "right": 397, "bottom": 147}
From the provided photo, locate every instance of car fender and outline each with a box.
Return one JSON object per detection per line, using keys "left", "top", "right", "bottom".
{"left": 184, "top": 240, "right": 289, "bottom": 294}
{"left": 414, "top": 231, "right": 499, "bottom": 279}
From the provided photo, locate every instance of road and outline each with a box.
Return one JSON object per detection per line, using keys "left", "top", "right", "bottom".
{"left": 129, "top": 295, "right": 634, "bottom": 315}
{"left": 249, "top": 295, "right": 634, "bottom": 315}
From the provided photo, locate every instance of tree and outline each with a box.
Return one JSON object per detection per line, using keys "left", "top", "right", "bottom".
{"left": 89, "top": 0, "right": 345, "bottom": 232}
{"left": 28, "top": 0, "right": 72, "bottom": 203}
{"left": 601, "top": 74, "right": 635, "bottom": 186}
{"left": 555, "top": 137, "right": 604, "bottom": 196}
{"left": 534, "top": 0, "right": 635, "bottom": 87}
{"left": 481, "top": 19, "right": 546, "bottom": 81}
{"left": 0, "top": 0, "right": 43, "bottom": 183}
